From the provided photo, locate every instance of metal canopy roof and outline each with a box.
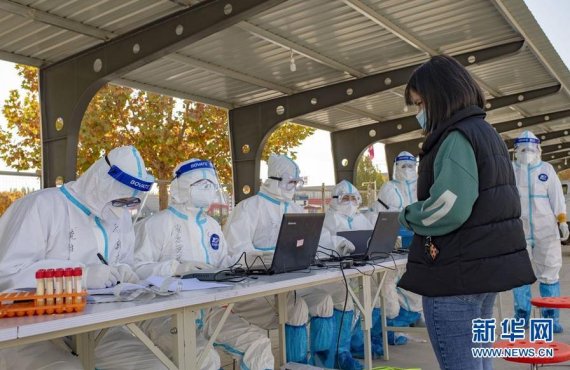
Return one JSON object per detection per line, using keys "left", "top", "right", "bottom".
{"left": 0, "top": 0, "right": 568, "bottom": 169}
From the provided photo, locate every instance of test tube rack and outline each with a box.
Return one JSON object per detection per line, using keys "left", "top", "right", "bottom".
{"left": 0, "top": 291, "right": 87, "bottom": 318}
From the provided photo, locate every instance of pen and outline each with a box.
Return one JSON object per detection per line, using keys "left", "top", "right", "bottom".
{"left": 96, "top": 253, "right": 120, "bottom": 284}
{"left": 97, "top": 253, "right": 109, "bottom": 265}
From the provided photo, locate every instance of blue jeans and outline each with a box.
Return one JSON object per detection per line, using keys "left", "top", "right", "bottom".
{"left": 423, "top": 293, "right": 497, "bottom": 370}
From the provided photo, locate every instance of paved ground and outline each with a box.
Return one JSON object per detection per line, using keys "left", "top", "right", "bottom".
{"left": 219, "top": 246, "right": 570, "bottom": 369}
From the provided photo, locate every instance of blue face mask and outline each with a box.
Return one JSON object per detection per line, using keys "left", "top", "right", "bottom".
{"left": 416, "top": 109, "right": 427, "bottom": 130}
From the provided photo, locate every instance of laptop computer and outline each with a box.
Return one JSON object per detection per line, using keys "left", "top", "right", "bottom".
{"left": 248, "top": 213, "right": 325, "bottom": 275}
{"left": 329, "top": 211, "right": 401, "bottom": 261}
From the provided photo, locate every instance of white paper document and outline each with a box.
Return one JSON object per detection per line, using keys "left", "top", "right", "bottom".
{"left": 87, "top": 282, "right": 149, "bottom": 295}
{"left": 146, "top": 276, "right": 231, "bottom": 292}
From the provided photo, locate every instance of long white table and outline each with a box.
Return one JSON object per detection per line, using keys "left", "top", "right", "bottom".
{"left": 0, "top": 256, "right": 408, "bottom": 369}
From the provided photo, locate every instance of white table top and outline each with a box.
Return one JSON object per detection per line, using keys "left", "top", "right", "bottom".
{"left": 1, "top": 255, "right": 407, "bottom": 340}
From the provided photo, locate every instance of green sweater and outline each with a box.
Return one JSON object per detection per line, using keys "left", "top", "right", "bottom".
{"left": 400, "top": 131, "right": 479, "bottom": 236}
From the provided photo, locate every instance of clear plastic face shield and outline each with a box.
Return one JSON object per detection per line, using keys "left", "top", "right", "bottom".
{"left": 394, "top": 154, "right": 417, "bottom": 181}
{"left": 514, "top": 138, "right": 541, "bottom": 166}
{"left": 269, "top": 173, "right": 305, "bottom": 191}
{"left": 105, "top": 155, "right": 155, "bottom": 216}
{"left": 175, "top": 160, "right": 226, "bottom": 210}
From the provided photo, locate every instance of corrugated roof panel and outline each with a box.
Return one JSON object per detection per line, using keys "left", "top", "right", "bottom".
{"left": 342, "top": 88, "right": 410, "bottom": 121}
{"left": 486, "top": 107, "right": 523, "bottom": 123}
{"left": 516, "top": 92, "right": 570, "bottom": 116}
{"left": 23, "top": 0, "right": 184, "bottom": 34}
{"left": 249, "top": 0, "right": 426, "bottom": 74}
{"left": 178, "top": 27, "right": 351, "bottom": 92}
{"left": 468, "top": 48, "right": 556, "bottom": 95}
{"left": 124, "top": 58, "right": 284, "bottom": 106}
{"left": 365, "top": 0, "right": 520, "bottom": 54}
{"left": 301, "top": 107, "right": 375, "bottom": 129}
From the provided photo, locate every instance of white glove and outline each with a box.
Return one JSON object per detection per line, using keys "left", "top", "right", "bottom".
{"left": 335, "top": 238, "right": 356, "bottom": 257}
{"left": 560, "top": 222, "right": 569, "bottom": 241}
{"left": 85, "top": 264, "right": 121, "bottom": 289}
{"left": 175, "top": 261, "right": 215, "bottom": 276}
{"left": 116, "top": 264, "right": 140, "bottom": 283}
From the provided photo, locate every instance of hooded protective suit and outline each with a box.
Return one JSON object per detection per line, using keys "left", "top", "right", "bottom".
{"left": 0, "top": 146, "right": 172, "bottom": 369}
{"left": 318, "top": 180, "right": 373, "bottom": 257}
{"left": 135, "top": 159, "right": 271, "bottom": 370}
{"left": 224, "top": 155, "right": 320, "bottom": 366}
{"left": 512, "top": 131, "right": 568, "bottom": 333}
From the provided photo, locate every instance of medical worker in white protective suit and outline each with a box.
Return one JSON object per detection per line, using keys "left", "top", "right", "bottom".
{"left": 315, "top": 180, "right": 384, "bottom": 366}
{"left": 134, "top": 158, "right": 273, "bottom": 370}
{"left": 370, "top": 152, "right": 423, "bottom": 328}
{"left": 0, "top": 146, "right": 170, "bottom": 370}
{"left": 224, "top": 155, "right": 336, "bottom": 367}
{"left": 512, "top": 131, "right": 569, "bottom": 333}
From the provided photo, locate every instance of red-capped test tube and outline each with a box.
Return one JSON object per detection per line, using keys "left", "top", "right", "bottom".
{"left": 73, "top": 267, "right": 83, "bottom": 304}
{"left": 54, "top": 268, "right": 64, "bottom": 306}
{"left": 64, "top": 268, "right": 73, "bottom": 305}
{"left": 44, "top": 269, "right": 55, "bottom": 309}
{"left": 35, "top": 269, "right": 45, "bottom": 306}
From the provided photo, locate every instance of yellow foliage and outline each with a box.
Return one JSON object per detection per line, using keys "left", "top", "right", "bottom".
{"left": 0, "top": 191, "right": 26, "bottom": 217}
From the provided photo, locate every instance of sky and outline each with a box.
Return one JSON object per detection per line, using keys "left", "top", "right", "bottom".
{"left": 0, "top": 0, "right": 568, "bottom": 190}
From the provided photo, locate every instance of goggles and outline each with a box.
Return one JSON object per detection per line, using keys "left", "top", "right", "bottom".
{"left": 333, "top": 193, "right": 361, "bottom": 206}
{"left": 269, "top": 174, "right": 304, "bottom": 191}
{"left": 105, "top": 156, "right": 154, "bottom": 192}
{"left": 111, "top": 197, "right": 141, "bottom": 208}
{"left": 191, "top": 179, "right": 220, "bottom": 191}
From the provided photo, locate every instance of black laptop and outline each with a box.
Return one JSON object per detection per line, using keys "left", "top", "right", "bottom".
{"left": 334, "top": 211, "right": 401, "bottom": 260}
{"left": 248, "top": 213, "right": 325, "bottom": 275}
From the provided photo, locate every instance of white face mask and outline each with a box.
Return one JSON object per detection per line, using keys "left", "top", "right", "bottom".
{"left": 337, "top": 203, "right": 358, "bottom": 217}
{"left": 279, "top": 187, "right": 296, "bottom": 201}
{"left": 402, "top": 168, "right": 417, "bottom": 181}
{"left": 517, "top": 151, "right": 538, "bottom": 165}
{"left": 189, "top": 187, "right": 216, "bottom": 209}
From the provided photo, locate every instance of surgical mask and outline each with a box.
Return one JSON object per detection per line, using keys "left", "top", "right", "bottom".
{"left": 402, "top": 168, "right": 417, "bottom": 181}
{"left": 189, "top": 187, "right": 216, "bottom": 208}
{"left": 517, "top": 152, "right": 537, "bottom": 165}
{"left": 337, "top": 203, "right": 358, "bottom": 217}
{"left": 279, "top": 187, "right": 296, "bottom": 201}
{"left": 416, "top": 110, "right": 427, "bottom": 130}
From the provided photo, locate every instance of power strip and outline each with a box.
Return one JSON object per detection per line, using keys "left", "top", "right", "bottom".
{"left": 340, "top": 259, "right": 353, "bottom": 269}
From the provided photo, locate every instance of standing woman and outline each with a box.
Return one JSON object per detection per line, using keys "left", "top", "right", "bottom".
{"left": 397, "top": 55, "right": 536, "bottom": 370}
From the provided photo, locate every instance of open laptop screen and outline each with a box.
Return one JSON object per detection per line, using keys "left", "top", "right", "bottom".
{"left": 269, "top": 213, "right": 325, "bottom": 274}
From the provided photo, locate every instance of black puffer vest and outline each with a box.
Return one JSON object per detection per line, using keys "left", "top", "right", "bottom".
{"left": 398, "top": 106, "right": 536, "bottom": 297}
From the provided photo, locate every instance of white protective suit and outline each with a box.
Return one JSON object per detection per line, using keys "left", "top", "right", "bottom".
{"left": 224, "top": 155, "right": 319, "bottom": 365}
{"left": 135, "top": 159, "right": 271, "bottom": 370}
{"left": 0, "top": 146, "right": 171, "bottom": 370}
{"left": 369, "top": 152, "right": 423, "bottom": 319}
{"left": 512, "top": 131, "right": 568, "bottom": 333}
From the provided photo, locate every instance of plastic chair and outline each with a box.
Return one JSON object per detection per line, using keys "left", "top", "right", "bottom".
{"left": 494, "top": 340, "right": 570, "bottom": 370}
{"left": 531, "top": 296, "right": 570, "bottom": 309}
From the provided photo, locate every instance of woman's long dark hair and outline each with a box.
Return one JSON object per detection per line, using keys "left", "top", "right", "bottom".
{"left": 405, "top": 55, "right": 485, "bottom": 133}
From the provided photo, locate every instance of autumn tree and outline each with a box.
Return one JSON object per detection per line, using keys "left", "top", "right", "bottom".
{"left": 0, "top": 64, "right": 315, "bottom": 210}
{"left": 355, "top": 153, "right": 385, "bottom": 207}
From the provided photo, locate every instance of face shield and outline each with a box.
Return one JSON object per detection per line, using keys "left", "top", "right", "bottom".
{"left": 105, "top": 155, "right": 154, "bottom": 215}
{"left": 514, "top": 137, "right": 541, "bottom": 166}
{"left": 393, "top": 153, "right": 417, "bottom": 181}
{"left": 174, "top": 160, "right": 226, "bottom": 210}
